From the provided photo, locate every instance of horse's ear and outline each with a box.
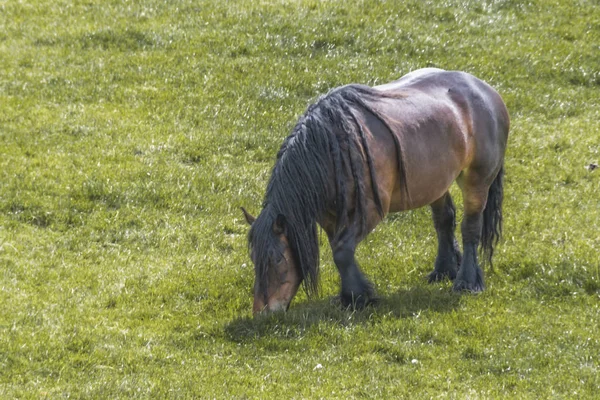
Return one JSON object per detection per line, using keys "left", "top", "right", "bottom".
{"left": 273, "top": 214, "right": 286, "bottom": 235}
{"left": 241, "top": 207, "right": 255, "bottom": 225}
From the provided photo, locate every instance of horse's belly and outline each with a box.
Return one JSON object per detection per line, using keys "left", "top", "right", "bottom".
{"left": 388, "top": 165, "right": 460, "bottom": 212}
{"left": 387, "top": 129, "right": 467, "bottom": 212}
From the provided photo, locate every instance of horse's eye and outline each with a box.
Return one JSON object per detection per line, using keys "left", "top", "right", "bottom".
{"left": 279, "top": 270, "right": 287, "bottom": 283}
{"left": 274, "top": 252, "right": 287, "bottom": 266}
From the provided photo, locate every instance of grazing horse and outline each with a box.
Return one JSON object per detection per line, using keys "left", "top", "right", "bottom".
{"left": 242, "top": 68, "right": 509, "bottom": 314}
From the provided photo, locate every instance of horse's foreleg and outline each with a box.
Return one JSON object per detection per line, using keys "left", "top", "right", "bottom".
{"left": 428, "top": 192, "right": 462, "bottom": 283}
{"left": 331, "top": 227, "right": 376, "bottom": 309}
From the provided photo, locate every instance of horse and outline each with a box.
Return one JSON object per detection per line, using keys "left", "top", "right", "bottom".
{"left": 242, "top": 68, "right": 509, "bottom": 314}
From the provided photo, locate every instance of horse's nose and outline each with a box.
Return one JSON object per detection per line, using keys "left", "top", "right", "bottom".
{"left": 266, "top": 300, "right": 288, "bottom": 313}
{"left": 253, "top": 298, "right": 289, "bottom": 315}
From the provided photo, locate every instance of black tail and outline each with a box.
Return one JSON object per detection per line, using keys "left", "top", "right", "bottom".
{"left": 480, "top": 165, "right": 504, "bottom": 269}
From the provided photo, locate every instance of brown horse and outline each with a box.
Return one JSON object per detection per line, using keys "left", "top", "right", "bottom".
{"left": 242, "top": 68, "right": 509, "bottom": 314}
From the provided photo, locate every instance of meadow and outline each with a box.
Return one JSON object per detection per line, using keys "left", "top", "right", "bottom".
{"left": 0, "top": 0, "right": 599, "bottom": 398}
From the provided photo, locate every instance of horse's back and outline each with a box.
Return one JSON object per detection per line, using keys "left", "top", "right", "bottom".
{"left": 367, "top": 69, "right": 509, "bottom": 211}
{"left": 375, "top": 68, "right": 446, "bottom": 91}
{"left": 378, "top": 69, "right": 508, "bottom": 126}
{"left": 378, "top": 68, "right": 509, "bottom": 167}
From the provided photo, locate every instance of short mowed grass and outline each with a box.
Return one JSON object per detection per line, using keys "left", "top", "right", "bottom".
{"left": 1, "top": 0, "right": 599, "bottom": 398}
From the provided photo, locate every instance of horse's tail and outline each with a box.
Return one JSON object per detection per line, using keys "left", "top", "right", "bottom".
{"left": 480, "top": 165, "right": 504, "bottom": 269}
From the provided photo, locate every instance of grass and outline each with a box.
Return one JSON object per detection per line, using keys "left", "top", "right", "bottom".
{"left": 1, "top": 0, "right": 599, "bottom": 398}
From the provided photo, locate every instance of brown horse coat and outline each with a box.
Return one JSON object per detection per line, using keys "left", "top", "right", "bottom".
{"left": 246, "top": 68, "right": 509, "bottom": 313}
{"left": 321, "top": 68, "right": 509, "bottom": 235}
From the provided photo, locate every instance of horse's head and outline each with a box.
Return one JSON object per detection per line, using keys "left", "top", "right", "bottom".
{"left": 242, "top": 207, "right": 302, "bottom": 314}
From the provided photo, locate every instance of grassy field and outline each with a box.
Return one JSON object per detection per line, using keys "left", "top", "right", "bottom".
{"left": 1, "top": 0, "right": 599, "bottom": 398}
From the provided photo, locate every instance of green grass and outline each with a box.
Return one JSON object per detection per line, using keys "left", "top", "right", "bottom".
{"left": 1, "top": 0, "right": 599, "bottom": 398}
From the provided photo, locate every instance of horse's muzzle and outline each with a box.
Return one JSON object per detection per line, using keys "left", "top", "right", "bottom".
{"left": 253, "top": 298, "right": 288, "bottom": 315}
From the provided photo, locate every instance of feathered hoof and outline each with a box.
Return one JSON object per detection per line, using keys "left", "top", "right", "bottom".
{"left": 427, "top": 269, "right": 457, "bottom": 283}
{"left": 340, "top": 290, "right": 378, "bottom": 310}
{"left": 452, "top": 279, "right": 485, "bottom": 293}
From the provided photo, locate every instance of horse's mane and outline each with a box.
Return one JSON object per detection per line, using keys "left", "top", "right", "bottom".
{"left": 249, "top": 84, "right": 409, "bottom": 298}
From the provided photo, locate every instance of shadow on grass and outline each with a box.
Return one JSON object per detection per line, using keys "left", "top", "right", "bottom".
{"left": 224, "top": 285, "right": 461, "bottom": 343}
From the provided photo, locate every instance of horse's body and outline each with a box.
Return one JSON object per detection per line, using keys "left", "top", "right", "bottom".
{"left": 244, "top": 68, "right": 509, "bottom": 313}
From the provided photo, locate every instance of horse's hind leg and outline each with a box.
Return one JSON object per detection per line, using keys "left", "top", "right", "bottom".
{"left": 454, "top": 174, "right": 489, "bottom": 292}
{"left": 330, "top": 226, "right": 376, "bottom": 309}
{"left": 428, "top": 192, "right": 462, "bottom": 283}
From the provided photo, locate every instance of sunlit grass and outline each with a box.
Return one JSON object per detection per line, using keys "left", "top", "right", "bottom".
{"left": 0, "top": 0, "right": 599, "bottom": 398}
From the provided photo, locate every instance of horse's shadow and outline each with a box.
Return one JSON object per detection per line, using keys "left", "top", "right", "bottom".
{"left": 224, "top": 285, "right": 461, "bottom": 343}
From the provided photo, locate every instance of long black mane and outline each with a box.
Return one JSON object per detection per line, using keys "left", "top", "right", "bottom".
{"left": 249, "top": 84, "right": 409, "bottom": 298}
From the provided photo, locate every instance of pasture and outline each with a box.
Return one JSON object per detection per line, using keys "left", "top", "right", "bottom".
{"left": 1, "top": 0, "right": 599, "bottom": 398}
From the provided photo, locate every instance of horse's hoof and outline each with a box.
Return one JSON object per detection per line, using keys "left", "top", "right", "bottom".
{"left": 340, "top": 292, "right": 377, "bottom": 310}
{"left": 428, "top": 269, "right": 456, "bottom": 283}
{"left": 452, "top": 279, "right": 484, "bottom": 293}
